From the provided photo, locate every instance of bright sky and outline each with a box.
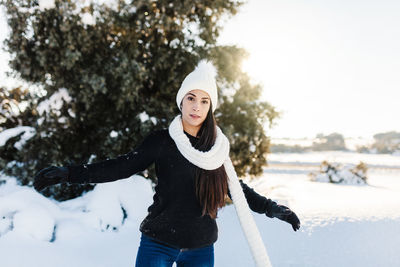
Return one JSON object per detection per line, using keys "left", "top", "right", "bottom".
{"left": 1, "top": 1, "right": 399, "bottom": 139}
{"left": 218, "top": 0, "right": 400, "bottom": 139}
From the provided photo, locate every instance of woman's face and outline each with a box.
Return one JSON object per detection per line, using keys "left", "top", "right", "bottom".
{"left": 181, "top": 89, "right": 211, "bottom": 131}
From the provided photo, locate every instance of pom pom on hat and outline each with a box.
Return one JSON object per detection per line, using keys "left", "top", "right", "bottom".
{"left": 176, "top": 60, "right": 218, "bottom": 112}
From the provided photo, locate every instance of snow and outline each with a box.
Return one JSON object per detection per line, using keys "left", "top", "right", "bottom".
{"left": 249, "top": 166, "right": 400, "bottom": 222}
{"left": 249, "top": 142, "right": 256, "bottom": 153}
{"left": 0, "top": 187, "right": 60, "bottom": 242}
{"left": 169, "top": 38, "right": 180, "bottom": 48}
{"left": 138, "top": 111, "right": 158, "bottom": 125}
{"left": 138, "top": 111, "right": 149, "bottom": 122}
{"left": 128, "top": 6, "right": 137, "bottom": 13}
{"left": 0, "top": 126, "right": 36, "bottom": 149}
{"left": 13, "top": 205, "right": 55, "bottom": 241}
{"left": 109, "top": 130, "right": 118, "bottom": 138}
{"left": 37, "top": 88, "right": 72, "bottom": 117}
{"left": 81, "top": 13, "right": 96, "bottom": 26}
{"left": 309, "top": 161, "right": 367, "bottom": 185}
{"left": 0, "top": 152, "right": 400, "bottom": 266}
{"left": 38, "top": 0, "right": 55, "bottom": 11}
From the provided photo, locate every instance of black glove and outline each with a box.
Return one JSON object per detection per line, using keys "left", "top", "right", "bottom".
{"left": 33, "top": 166, "right": 69, "bottom": 192}
{"left": 266, "top": 203, "right": 301, "bottom": 231}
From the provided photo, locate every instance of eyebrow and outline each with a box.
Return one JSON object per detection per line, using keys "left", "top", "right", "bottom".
{"left": 187, "top": 92, "right": 210, "bottom": 100}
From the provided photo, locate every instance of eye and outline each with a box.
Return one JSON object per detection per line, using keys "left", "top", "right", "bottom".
{"left": 187, "top": 96, "right": 194, "bottom": 101}
{"left": 202, "top": 100, "right": 209, "bottom": 104}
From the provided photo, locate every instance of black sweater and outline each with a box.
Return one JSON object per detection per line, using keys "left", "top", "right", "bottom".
{"left": 67, "top": 129, "right": 276, "bottom": 249}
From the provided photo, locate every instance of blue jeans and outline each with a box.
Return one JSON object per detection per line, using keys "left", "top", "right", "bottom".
{"left": 135, "top": 234, "right": 214, "bottom": 267}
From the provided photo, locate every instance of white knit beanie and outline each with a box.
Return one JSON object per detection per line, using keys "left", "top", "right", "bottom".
{"left": 176, "top": 60, "right": 218, "bottom": 112}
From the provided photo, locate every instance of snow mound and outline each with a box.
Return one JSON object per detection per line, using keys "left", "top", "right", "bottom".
{"left": 61, "top": 175, "right": 154, "bottom": 232}
{"left": 13, "top": 205, "right": 55, "bottom": 241}
{"left": 0, "top": 183, "right": 60, "bottom": 241}
{"left": 0, "top": 174, "right": 153, "bottom": 242}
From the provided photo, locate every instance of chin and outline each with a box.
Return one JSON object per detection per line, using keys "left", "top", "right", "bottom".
{"left": 188, "top": 120, "right": 203, "bottom": 127}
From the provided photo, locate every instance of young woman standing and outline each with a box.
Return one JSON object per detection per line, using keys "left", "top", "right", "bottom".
{"left": 34, "top": 61, "right": 300, "bottom": 267}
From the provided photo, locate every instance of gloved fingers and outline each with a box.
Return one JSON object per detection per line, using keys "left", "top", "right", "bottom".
{"left": 42, "top": 166, "right": 59, "bottom": 178}
{"left": 35, "top": 184, "right": 45, "bottom": 192}
{"left": 34, "top": 166, "right": 55, "bottom": 179}
{"left": 289, "top": 213, "right": 301, "bottom": 231}
{"left": 33, "top": 166, "right": 64, "bottom": 192}
{"left": 33, "top": 179, "right": 47, "bottom": 192}
{"left": 34, "top": 169, "right": 48, "bottom": 180}
{"left": 277, "top": 205, "right": 293, "bottom": 215}
{"left": 34, "top": 177, "right": 60, "bottom": 192}
{"left": 273, "top": 209, "right": 293, "bottom": 219}
{"left": 33, "top": 172, "right": 45, "bottom": 188}
{"left": 44, "top": 168, "right": 60, "bottom": 178}
{"left": 280, "top": 207, "right": 293, "bottom": 216}
{"left": 275, "top": 212, "right": 292, "bottom": 219}
{"left": 269, "top": 205, "right": 293, "bottom": 218}
{"left": 292, "top": 221, "right": 301, "bottom": 231}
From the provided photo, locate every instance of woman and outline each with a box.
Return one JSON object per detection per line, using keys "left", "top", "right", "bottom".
{"left": 34, "top": 61, "right": 300, "bottom": 267}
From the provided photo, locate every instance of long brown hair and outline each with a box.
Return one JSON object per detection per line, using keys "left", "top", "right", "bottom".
{"left": 188, "top": 102, "right": 229, "bottom": 219}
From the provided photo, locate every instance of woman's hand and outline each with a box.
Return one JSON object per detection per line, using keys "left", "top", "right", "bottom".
{"left": 33, "top": 166, "right": 69, "bottom": 192}
{"left": 266, "top": 204, "right": 301, "bottom": 231}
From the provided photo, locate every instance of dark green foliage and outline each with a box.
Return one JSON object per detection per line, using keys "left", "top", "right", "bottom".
{"left": 0, "top": 0, "right": 279, "bottom": 200}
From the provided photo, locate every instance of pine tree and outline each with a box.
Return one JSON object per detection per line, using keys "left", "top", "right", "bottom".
{"left": 0, "top": 0, "right": 279, "bottom": 200}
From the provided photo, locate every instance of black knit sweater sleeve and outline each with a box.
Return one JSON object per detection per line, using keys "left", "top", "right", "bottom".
{"left": 227, "top": 180, "right": 277, "bottom": 214}
{"left": 66, "top": 130, "right": 162, "bottom": 184}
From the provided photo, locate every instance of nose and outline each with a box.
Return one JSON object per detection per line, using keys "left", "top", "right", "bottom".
{"left": 192, "top": 103, "right": 199, "bottom": 111}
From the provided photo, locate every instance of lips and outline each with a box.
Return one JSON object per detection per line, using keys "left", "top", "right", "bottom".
{"left": 190, "top": 114, "right": 200, "bottom": 119}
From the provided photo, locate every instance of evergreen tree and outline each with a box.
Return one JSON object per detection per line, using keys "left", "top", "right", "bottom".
{"left": 0, "top": 0, "right": 279, "bottom": 200}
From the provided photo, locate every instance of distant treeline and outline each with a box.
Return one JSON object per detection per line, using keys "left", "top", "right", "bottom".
{"left": 271, "top": 131, "right": 400, "bottom": 154}
{"left": 357, "top": 131, "right": 400, "bottom": 154}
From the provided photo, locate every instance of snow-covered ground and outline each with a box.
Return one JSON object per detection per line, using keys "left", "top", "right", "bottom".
{"left": 1, "top": 152, "right": 399, "bottom": 267}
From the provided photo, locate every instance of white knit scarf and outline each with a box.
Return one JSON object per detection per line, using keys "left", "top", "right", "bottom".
{"left": 168, "top": 115, "right": 272, "bottom": 267}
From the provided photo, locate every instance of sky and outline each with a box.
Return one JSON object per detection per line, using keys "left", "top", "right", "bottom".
{"left": 1, "top": 1, "right": 399, "bottom": 139}
{"left": 218, "top": 0, "right": 400, "bottom": 139}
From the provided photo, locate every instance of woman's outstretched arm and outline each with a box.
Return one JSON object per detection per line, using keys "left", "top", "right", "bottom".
{"left": 227, "top": 180, "right": 301, "bottom": 231}
{"left": 34, "top": 130, "right": 164, "bottom": 191}
{"left": 66, "top": 130, "right": 163, "bottom": 184}
{"left": 228, "top": 180, "right": 274, "bottom": 213}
